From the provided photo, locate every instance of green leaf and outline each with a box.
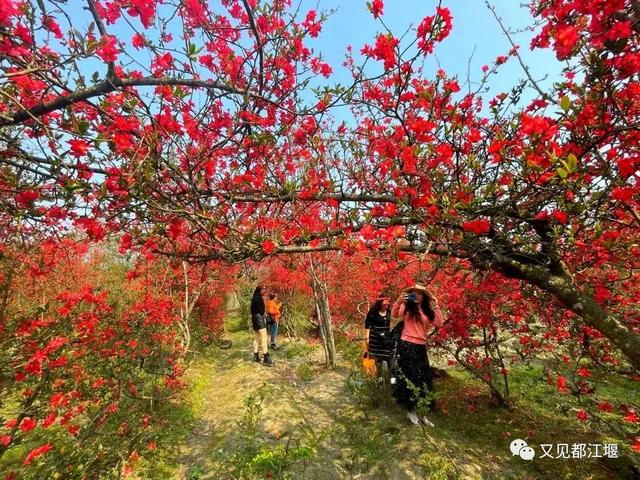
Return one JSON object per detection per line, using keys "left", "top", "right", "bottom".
{"left": 557, "top": 167, "right": 568, "bottom": 179}
{"left": 77, "top": 121, "right": 90, "bottom": 135}
{"left": 566, "top": 153, "right": 578, "bottom": 172}
{"left": 560, "top": 95, "right": 571, "bottom": 112}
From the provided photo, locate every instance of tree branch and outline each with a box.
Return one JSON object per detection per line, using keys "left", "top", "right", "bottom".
{"left": 0, "top": 77, "right": 271, "bottom": 127}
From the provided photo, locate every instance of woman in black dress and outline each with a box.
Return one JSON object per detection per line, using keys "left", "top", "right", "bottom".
{"left": 364, "top": 293, "right": 393, "bottom": 371}
{"left": 251, "top": 285, "right": 272, "bottom": 366}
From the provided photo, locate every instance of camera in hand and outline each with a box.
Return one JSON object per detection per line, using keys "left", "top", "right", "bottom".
{"left": 407, "top": 292, "right": 417, "bottom": 302}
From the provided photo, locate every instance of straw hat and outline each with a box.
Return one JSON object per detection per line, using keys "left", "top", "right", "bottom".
{"left": 403, "top": 283, "right": 435, "bottom": 300}
{"left": 404, "top": 283, "right": 429, "bottom": 294}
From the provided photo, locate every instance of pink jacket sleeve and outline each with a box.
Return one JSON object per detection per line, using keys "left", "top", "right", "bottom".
{"left": 431, "top": 304, "right": 444, "bottom": 328}
{"left": 391, "top": 297, "right": 405, "bottom": 319}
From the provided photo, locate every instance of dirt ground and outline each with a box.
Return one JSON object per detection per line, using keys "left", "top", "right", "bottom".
{"left": 174, "top": 331, "right": 638, "bottom": 480}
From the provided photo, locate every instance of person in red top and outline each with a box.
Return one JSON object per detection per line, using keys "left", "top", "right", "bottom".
{"left": 391, "top": 283, "right": 444, "bottom": 426}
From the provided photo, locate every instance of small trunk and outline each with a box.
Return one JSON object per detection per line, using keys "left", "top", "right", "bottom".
{"left": 309, "top": 256, "right": 336, "bottom": 368}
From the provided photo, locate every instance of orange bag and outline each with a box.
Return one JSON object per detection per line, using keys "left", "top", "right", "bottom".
{"left": 361, "top": 350, "right": 377, "bottom": 377}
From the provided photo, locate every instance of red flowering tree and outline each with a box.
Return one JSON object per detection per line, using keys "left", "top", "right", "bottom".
{"left": 2, "top": 0, "right": 639, "bottom": 367}
{"left": 0, "top": 236, "right": 235, "bottom": 476}
{"left": 229, "top": 1, "right": 640, "bottom": 371}
{"left": 0, "top": 0, "right": 639, "bottom": 464}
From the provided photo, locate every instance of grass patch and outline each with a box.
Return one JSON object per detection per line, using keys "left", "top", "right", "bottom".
{"left": 335, "top": 334, "right": 364, "bottom": 365}
{"left": 295, "top": 363, "right": 315, "bottom": 382}
{"left": 224, "top": 313, "right": 250, "bottom": 333}
{"left": 418, "top": 454, "right": 458, "bottom": 480}
{"left": 281, "top": 340, "right": 315, "bottom": 360}
{"left": 338, "top": 342, "right": 639, "bottom": 479}
{"left": 214, "top": 385, "right": 319, "bottom": 479}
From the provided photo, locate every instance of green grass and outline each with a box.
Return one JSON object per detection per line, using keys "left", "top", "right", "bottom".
{"left": 134, "top": 326, "right": 640, "bottom": 480}
{"left": 336, "top": 343, "right": 640, "bottom": 480}
{"left": 294, "top": 363, "right": 316, "bottom": 381}
{"left": 281, "top": 341, "right": 316, "bottom": 360}
{"left": 418, "top": 454, "right": 458, "bottom": 480}
{"left": 133, "top": 350, "right": 216, "bottom": 479}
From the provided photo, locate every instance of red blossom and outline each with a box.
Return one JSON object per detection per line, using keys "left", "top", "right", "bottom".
{"left": 302, "top": 10, "right": 322, "bottom": 37}
{"left": 553, "top": 24, "right": 580, "bottom": 60}
{"left": 15, "top": 190, "right": 39, "bottom": 207}
{"left": 262, "top": 240, "right": 277, "bottom": 254}
{"left": 364, "top": 33, "right": 399, "bottom": 70}
{"left": 461, "top": 219, "right": 491, "bottom": 235}
{"left": 552, "top": 210, "right": 568, "bottom": 224}
{"left": 597, "top": 401, "right": 614, "bottom": 413}
{"left": 131, "top": 33, "right": 146, "bottom": 49}
{"left": 166, "top": 219, "right": 187, "bottom": 240}
{"left": 0, "top": 0, "right": 19, "bottom": 27}
{"left": 42, "top": 15, "right": 64, "bottom": 39}
{"left": 152, "top": 52, "right": 174, "bottom": 75}
{"left": 96, "top": 35, "right": 120, "bottom": 63}
{"left": 68, "top": 139, "right": 89, "bottom": 157}
{"left": 611, "top": 186, "right": 634, "bottom": 202}
{"left": 556, "top": 375, "right": 569, "bottom": 394}
{"left": 23, "top": 444, "right": 53, "bottom": 465}
{"left": 369, "top": 0, "right": 383, "bottom": 19}
{"left": 623, "top": 410, "right": 639, "bottom": 424}
{"left": 577, "top": 367, "right": 590, "bottom": 378}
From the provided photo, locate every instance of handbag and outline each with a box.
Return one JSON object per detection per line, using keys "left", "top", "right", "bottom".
{"left": 361, "top": 350, "right": 377, "bottom": 377}
{"left": 266, "top": 313, "right": 276, "bottom": 326}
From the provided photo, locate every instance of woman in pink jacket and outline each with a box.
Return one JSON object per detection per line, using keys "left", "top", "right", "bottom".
{"left": 391, "top": 283, "right": 444, "bottom": 426}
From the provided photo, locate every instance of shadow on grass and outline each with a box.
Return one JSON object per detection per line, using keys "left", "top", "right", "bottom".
{"left": 302, "top": 357, "right": 639, "bottom": 480}
{"left": 416, "top": 369, "right": 638, "bottom": 480}
{"left": 169, "top": 329, "right": 639, "bottom": 480}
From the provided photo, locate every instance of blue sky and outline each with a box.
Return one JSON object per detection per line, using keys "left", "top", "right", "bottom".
{"left": 57, "top": 0, "right": 565, "bottom": 116}
{"left": 300, "top": 0, "right": 564, "bottom": 102}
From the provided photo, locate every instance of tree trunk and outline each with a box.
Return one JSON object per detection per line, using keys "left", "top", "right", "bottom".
{"left": 492, "top": 254, "right": 640, "bottom": 371}
{"left": 309, "top": 256, "right": 336, "bottom": 368}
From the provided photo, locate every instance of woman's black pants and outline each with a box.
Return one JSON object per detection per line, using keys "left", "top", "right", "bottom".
{"left": 394, "top": 339, "right": 435, "bottom": 411}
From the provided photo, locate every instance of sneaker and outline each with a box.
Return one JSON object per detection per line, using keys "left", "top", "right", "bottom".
{"left": 421, "top": 416, "right": 435, "bottom": 427}
{"left": 407, "top": 410, "right": 420, "bottom": 426}
{"left": 253, "top": 352, "right": 260, "bottom": 362}
{"left": 263, "top": 353, "right": 273, "bottom": 366}
{"left": 270, "top": 343, "right": 279, "bottom": 350}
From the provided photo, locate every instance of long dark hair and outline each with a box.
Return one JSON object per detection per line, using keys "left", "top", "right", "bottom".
{"left": 253, "top": 285, "right": 265, "bottom": 297}
{"left": 405, "top": 294, "right": 435, "bottom": 321}
{"left": 368, "top": 291, "right": 390, "bottom": 315}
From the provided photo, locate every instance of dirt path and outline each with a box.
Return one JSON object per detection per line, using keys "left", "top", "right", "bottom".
{"left": 173, "top": 330, "right": 636, "bottom": 480}
{"left": 175, "top": 330, "right": 447, "bottom": 479}
{"left": 176, "top": 331, "right": 360, "bottom": 479}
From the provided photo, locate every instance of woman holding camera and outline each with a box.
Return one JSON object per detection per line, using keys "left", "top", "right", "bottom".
{"left": 391, "top": 283, "right": 444, "bottom": 426}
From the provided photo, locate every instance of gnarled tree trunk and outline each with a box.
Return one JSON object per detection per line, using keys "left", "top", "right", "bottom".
{"left": 492, "top": 254, "right": 640, "bottom": 371}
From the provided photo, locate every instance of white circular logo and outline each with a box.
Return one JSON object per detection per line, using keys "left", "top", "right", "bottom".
{"left": 510, "top": 439, "right": 536, "bottom": 460}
